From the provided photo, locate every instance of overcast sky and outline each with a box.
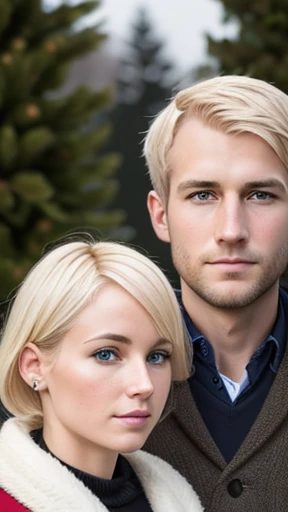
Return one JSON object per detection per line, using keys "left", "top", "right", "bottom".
{"left": 46, "top": 0, "right": 237, "bottom": 75}
{"left": 95, "top": 0, "right": 237, "bottom": 73}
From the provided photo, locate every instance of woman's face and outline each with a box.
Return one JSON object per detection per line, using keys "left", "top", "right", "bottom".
{"left": 39, "top": 283, "right": 172, "bottom": 473}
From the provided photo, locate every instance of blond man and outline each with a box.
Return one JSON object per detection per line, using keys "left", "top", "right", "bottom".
{"left": 144, "top": 75, "right": 288, "bottom": 512}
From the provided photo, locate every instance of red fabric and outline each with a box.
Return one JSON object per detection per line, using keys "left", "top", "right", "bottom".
{"left": 0, "top": 489, "right": 30, "bottom": 511}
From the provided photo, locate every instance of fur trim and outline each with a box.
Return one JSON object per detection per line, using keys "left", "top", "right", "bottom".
{"left": 0, "top": 419, "right": 203, "bottom": 511}
{"left": 0, "top": 419, "right": 106, "bottom": 511}
{"left": 126, "top": 451, "right": 203, "bottom": 511}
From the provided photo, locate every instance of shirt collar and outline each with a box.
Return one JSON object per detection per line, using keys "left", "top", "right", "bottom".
{"left": 249, "top": 287, "right": 287, "bottom": 373}
{"left": 176, "top": 288, "right": 287, "bottom": 373}
{"left": 175, "top": 290, "right": 202, "bottom": 341}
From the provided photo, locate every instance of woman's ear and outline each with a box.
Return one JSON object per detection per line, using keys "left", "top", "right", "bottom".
{"left": 19, "top": 343, "right": 48, "bottom": 392}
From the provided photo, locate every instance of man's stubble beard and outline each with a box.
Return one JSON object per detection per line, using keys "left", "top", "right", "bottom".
{"left": 171, "top": 244, "right": 288, "bottom": 310}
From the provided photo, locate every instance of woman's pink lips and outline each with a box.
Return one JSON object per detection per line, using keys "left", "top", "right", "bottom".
{"left": 114, "top": 410, "right": 151, "bottom": 426}
{"left": 114, "top": 416, "right": 151, "bottom": 427}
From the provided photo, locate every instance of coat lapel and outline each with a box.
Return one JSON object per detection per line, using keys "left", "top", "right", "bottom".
{"left": 171, "top": 380, "right": 227, "bottom": 469}
{"left": 223, "top": 344, "right": 288, "bottom": 474}
{"left": 170, "top": 344, "right": 288, "bottom": 475}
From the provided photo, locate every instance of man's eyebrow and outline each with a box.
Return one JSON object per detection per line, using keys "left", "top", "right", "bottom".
{"left": 242, "top": 179, "right": 288, "bottom": 192}
{"left": 177, "top": 178, "right": 288, "bottom": 194}
{"left": 177, "top": 180, "right": 220, "bottom": 193}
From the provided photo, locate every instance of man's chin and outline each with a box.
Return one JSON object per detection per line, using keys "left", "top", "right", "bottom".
{"left": 192, "top": 282, "right": 265, "bottom": 309}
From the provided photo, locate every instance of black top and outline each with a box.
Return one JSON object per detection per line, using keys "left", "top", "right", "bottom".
{"left": 31, "top": 429, "right": 153, "bottom": 512}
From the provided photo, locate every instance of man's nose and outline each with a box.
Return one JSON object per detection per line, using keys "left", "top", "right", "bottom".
{"left": 214, "top": 197, "right": 249, "bottom": 245}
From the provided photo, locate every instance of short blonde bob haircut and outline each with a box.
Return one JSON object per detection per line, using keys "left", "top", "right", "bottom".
{"left": 0, "top": 237, "right": 191, "bottom": 429}
{"left": 144, "top": 75, "right": 288, "bottom": 205}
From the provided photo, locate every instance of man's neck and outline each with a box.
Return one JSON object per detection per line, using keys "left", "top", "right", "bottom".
{"left": 181, "top": 283, "right": 280, "bottom": 382}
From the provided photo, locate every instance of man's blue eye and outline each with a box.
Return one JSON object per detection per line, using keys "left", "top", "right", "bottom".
{"left": 94, "top": 349, "right": 117, "bottom": 361}
{"left": 191, "top": 191, "right": 212, "bottom": 201}
{"left": 252, "top": 191, "right": 272, "bottom": 200}
{"left": 147, "top": 351, "right": 170, "bottom": 365}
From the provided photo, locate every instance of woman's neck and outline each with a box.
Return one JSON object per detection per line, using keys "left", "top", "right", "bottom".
{"left": 42, "top": 422, "right": 118, "bottom": 479}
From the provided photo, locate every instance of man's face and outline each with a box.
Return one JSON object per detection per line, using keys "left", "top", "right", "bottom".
{"left": 148, "top": 118, "right": 288, "bottom": 309}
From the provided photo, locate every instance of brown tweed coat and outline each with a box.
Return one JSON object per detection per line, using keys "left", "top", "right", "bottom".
{"left": 144, "top": 344, "right": 288, "bottom": 511}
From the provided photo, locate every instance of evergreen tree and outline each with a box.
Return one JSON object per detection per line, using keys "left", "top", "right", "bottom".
{"left": 206, "top": 0, "right": 288, "bottom": 92}
{"left": 109, "top": 7, "right": 179, "bottom": 284}
{"left": 0, "top": 0, "right": 124, "bottom": 301}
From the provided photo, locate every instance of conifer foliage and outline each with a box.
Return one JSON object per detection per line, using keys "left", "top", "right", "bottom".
{"left": 0, "top": 0, "right": 123, "bottom": 300}
{"left": 207, "top": 0, "right": 288, "bottom": 92}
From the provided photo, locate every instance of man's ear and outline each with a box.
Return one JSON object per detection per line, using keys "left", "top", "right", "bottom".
{"left": 19, "top": 343, "right": 48, "bottom": 391}
{"left": 147, "top": 190, "right": 170, "bottom": 243}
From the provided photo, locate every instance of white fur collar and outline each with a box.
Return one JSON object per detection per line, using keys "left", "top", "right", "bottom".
{"left": 0, "top": 419, "right": 203, "bottom": 511}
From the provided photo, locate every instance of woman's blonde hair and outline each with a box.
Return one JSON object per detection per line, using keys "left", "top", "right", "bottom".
{"left": 0, "top": 237, "right": 191, "bottom": 429}
{"left": 144, "top": 75, "right": 288, "bottom": 205}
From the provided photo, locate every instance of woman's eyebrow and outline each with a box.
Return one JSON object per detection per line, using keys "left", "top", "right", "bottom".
{"left": 83, "top": 334, "right": 172, "bottom": 347}
{"left": 84, "top": 333, "right": 132, "bottom": 344}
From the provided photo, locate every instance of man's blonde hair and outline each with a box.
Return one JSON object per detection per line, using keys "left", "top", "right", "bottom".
{"left": 144, "top": 75, "right": 288, "bottom": 205}
{"left": 0, "top": 238, "right": 191, "bottom": 429}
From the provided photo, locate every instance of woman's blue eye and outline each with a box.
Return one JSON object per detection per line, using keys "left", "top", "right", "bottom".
{"left": 147, "top": 351, "right": 171, "bottom": 365}
{"left": 94, "top": 349, "right": 117, "bottom": 362}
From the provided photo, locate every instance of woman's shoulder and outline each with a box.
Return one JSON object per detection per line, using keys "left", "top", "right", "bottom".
{"left": 0, "top": 488, "right": 30, "bottom": 511}
{"left": 125, "top": 450, "right": 204, "bottom": 512}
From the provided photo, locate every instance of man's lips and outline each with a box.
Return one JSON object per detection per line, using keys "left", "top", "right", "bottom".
{"left": 207, "top": 259, "right": 256, "bottom": 270}
{"left": 209, "top": 259, "right": 255, "bottom": 264}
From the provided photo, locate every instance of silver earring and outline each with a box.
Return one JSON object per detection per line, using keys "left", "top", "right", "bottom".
{"left": 32, "top": 379, "right": 39, "bottom": 391}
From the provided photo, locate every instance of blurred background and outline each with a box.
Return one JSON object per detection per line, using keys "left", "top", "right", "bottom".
{"left": 0, "top": 0, "right": 287, "bottom": 304}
